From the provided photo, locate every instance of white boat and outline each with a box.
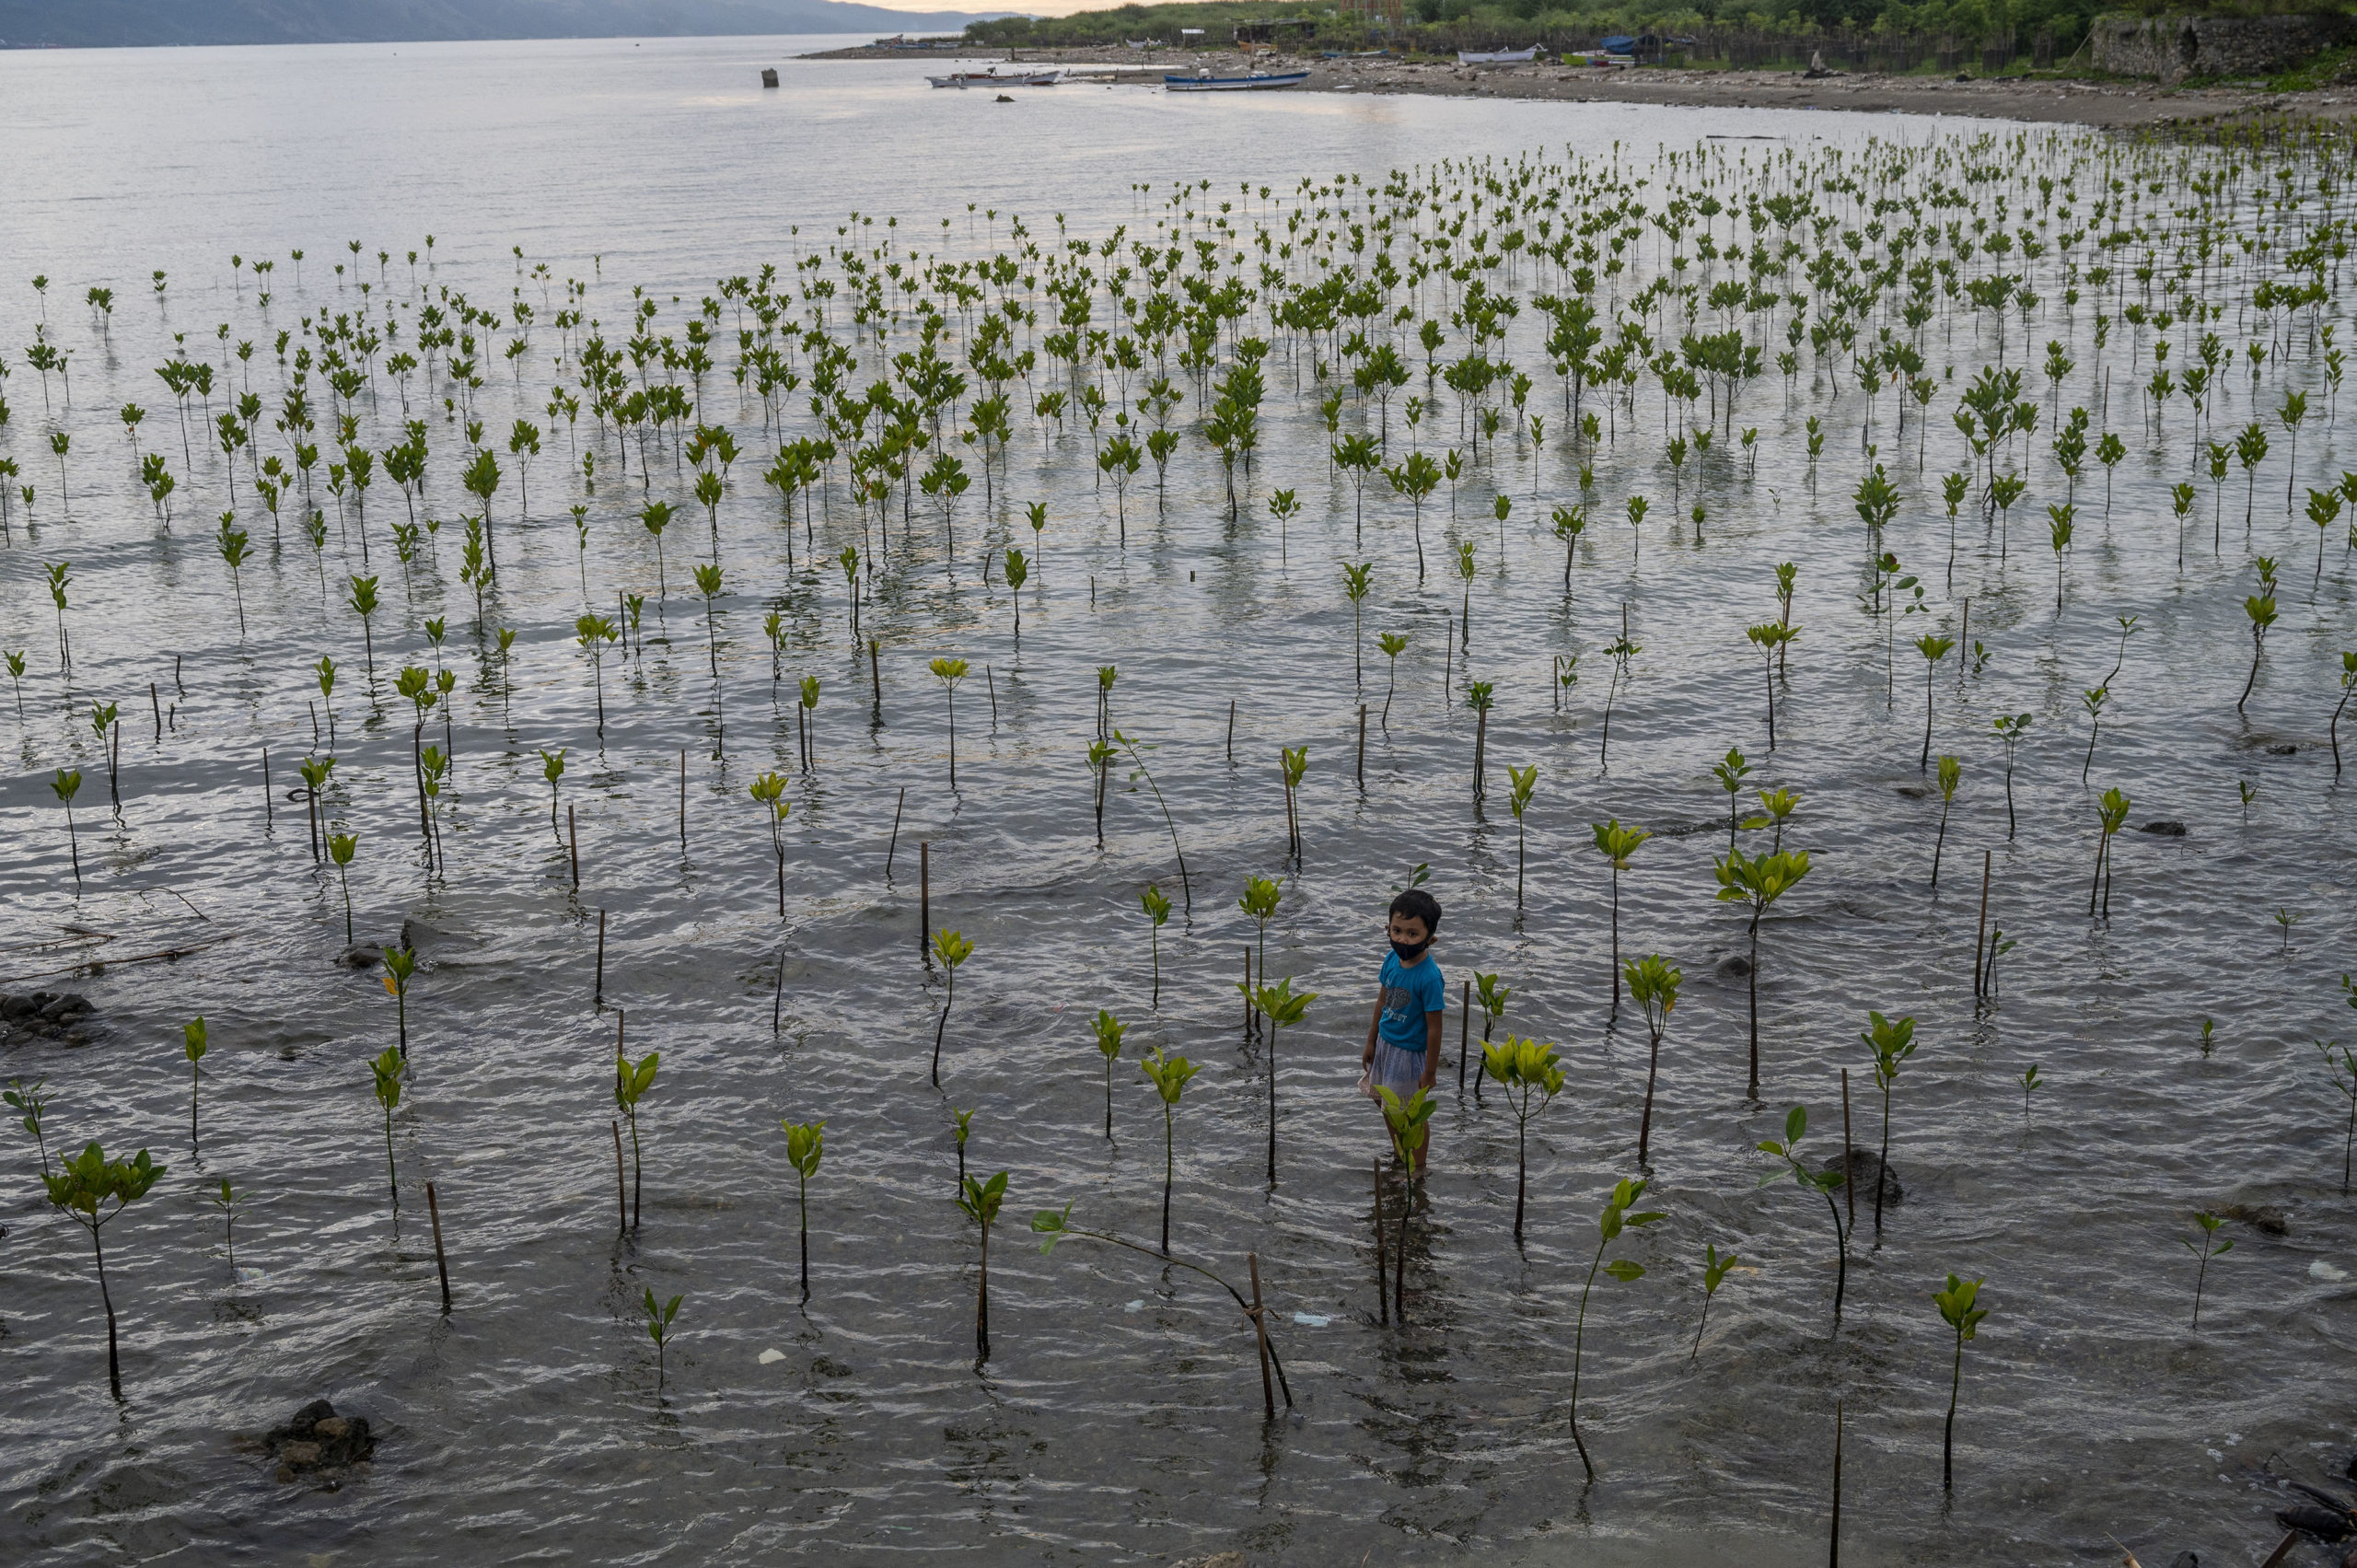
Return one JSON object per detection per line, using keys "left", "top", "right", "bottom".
{"left": 1457, "top": 47, "right": 1539, "bottom": 64}
{"left": 1164, "top": 69, "right": 1309, "bottom": 91}
{"left": 928, "top": 69, "right": 1061, "bottom": 87}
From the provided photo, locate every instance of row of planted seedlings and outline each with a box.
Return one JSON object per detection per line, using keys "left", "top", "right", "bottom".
{"left": 2, "top": 120, "right": 2354, "bottom": 1540}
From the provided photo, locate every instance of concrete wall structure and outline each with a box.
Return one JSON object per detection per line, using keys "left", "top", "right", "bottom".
{"left": 2090, "top": 11, "right": 2352, "bottom": 82}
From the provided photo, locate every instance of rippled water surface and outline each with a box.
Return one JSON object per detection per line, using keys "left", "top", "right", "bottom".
{"left": 2, "top": 35, "right": 2355, "bottom": 1568}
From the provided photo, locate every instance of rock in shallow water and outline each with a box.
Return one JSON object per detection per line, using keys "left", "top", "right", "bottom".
{"left": 265, "top": 1399, "right": 374, "bottom": 1482}
{"left": 1820, "top": 1147, "right": 1902, "bottom": 1207}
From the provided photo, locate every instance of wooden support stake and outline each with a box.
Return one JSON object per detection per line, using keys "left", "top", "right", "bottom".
{"left": 868, "top": 638, "right": 881, "bottom": 713}
{"left": 1840, "top": 1067, "right": 1856, "bottom": 1234}
{"left": 1458, "top": 980, "right": 1470, "bottom": 1091}
{"left": 1373, "top": 1157, "right": 1389, "bottom": 1326}
{"left": 150, "top": 681, "right": 161, "bottom": 741}
{"left": 1225, "top": 699, "right": 1236, "bottom": 764}
{"left": 678, "top": 748, "right": 687, "bottom": 851}
{"left": 1972, "top": 848, "right": 1991, "bottom": 997}
{"left": 885, "top": 786, "right": 906, "bottom": 874}
{"left": 919, "top": 841, "right": 930, "bottom": 952}
{"left": 1248, "top": 1251, "right": 1275, "bottom": 1421}
{"left": 611, "top": 1120, "right": 627, "bottom": 1232}
{"left": 425, "top": 1180, "right": 453, "bottom": 1312}
{"left": 772, "top": 945, "right": 786, "bottom": 1035}
{"left": 595, "top": 909, "right": 606, "bottom": 1005}
{"left": 568, "top": 803, "right": 580, "bottom": 889}
{"left": 1243, "top": 944, "right": 1254, "bottom": 1037}
{"left": 261, "top": 747, "right": 272, "bottom": 827}
{"left": 1829, "top": 1399, "right": 1843, "bottom": 1568}
{"left": 1356, "top": 704, "right": 1366, "bottom": 788}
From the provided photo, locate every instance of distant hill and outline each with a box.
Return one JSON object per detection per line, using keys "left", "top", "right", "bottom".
{"left": 0, "top": 0, "right": 994, "bottom": 49}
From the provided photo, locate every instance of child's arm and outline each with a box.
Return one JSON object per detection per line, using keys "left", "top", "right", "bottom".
{"left": 1420, "top": 1009, "right": 1443, "bottom": 1090}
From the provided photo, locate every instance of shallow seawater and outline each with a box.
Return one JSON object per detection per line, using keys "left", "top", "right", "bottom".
{"left": 1, "top": 34, "right": 2354, "bottom": 1568}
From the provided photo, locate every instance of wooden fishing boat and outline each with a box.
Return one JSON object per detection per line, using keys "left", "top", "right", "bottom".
{"left": 928, "top": 69, "right": 1061, "bottom": 87}
{"left": 1456, "top": 46, "right": 1539, "bottom": 64}
{"left": 1164, "top": 68, "right": 1309, "bottom": 91}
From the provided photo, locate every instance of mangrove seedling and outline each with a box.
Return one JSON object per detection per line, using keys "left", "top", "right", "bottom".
{"left": 1713, "top": 747, "right": 1752, "bottom": 855}
{"left": 1508, "top": 764, "right": 1538, "bottom": 909}
{"left": 1251, "top": 975, "right": 1316, "bottom": 1186}
{"left": 1691, "top": 1243, "right": 1737, "bottom": 1365}
{"left": 1991, "top": 714, "right": 2032, "bottom": 839}
{"left": 1469, "top": 970, "right": 1510, "bottom": 1097}
{"left": 641, "top": 1288, "right": 682, "bottom": 1388}
{"left": 1627, "top": 954, "right": 1680, "bottom": 1167}
{"left": 1715, "top": 847, "right": 1811, "bottom": 1099}
{"left": 1004, "top": 548, "right": 1028, "bottom": 644}
{"left": 929, "top": 657, "right": 970, "bottom": 788}
{"left": 749, "top": 772, "right": 792, "bottom": 916}
{"left": 1757, "top": 1104, "right": 1851, "bottom": 1331}
{"left": 1933, "top": 1272, "right": 1989, "bottom": 1492}
{"left": 958, "top": 1169, "right": 1009, "bottom": 1364}
{"left": 52, "top": 768, "right": 84, "bottom": 890}
{"left": 1589, "top": 819, "right": 1651, "bottom": 1008}
{"left": 6, "top": 1076, "right": 53, "bottom": 1173}
{"left": 1930, "top": 755, "right": 1962, "bottom": 890}
{"left": 1140, "top": 1047, "right": 1199, "bottom": 1254}
{"left": 1745, "top": 621, "right": 1798, "bottom": 748}
{"left": 382, "top": 944, "right": 417, "bottom": 1058}
{"left": 1030, "top": 1202, "right": 1294, "bottom": 1415}
{"left": 1568, "top": 1176, "right": 1666, "bottom": 1481}
{"left": 1914, "top": 634, "right": 1955, "bottom": 769}
{"left": 2090, "top": 787, "right": 2130, "bottom": 917}
{"left": 215, "top": 1177, "right": 242, "bottom": 1277}
{"left": 1281, "top": 747, "right": 1308, "bottom": 859}
{"left": 182, "top": 1016, "right": 208, "bottom": 1151}
{"left": 2238, "top": 563, "right": 2278, "bottom": 714}
{"left": 2018, "top": 1063, "right": 2043, "bottom": 1119}
{"left": 2331, "top": 651, "right": 2356, "bottom": 776}
{"left": 41, "top": 1141, "right": 164, "bottom": 1400}
{"left": 953, "top": 1107, "right": 973, "bottom": 1192}
{"left": 329, "top": 831, "right": 358, "bottom": 942}
{"left": 1862, "top": 1010, "right": 1917, "bottom": 1237}
{"left": 1341, "top": 562, "right": 1373, "bottom": 687}
{"left": 783, "top": 1118, "right": 824, "bottom": 1300}
{"left": 615, "top": 1048, "right": 659, "bottom": 1230}
{"left": 1090, "top": 1008, "right": 1127, "bottom": 1137}
{"left": 1377, "top": 632, "right": 1409, "bottom": 730}
{"left": 2185, "top": 1211, "right": 2232, "bottom": 1330}
{"left": 1140, "top": 883, "right": 1171, "bottom": 1007}
{"left": 369, "top": 1045, "right": 402, "bottom": 1211}
{"left": 930, "top": 927, "right": 973, "bottom": 1086}
{"left": 539, "top": 748, "right": 566, "bottom": 840}
{"left": 1482, "top": 1033, "right": 1566, "bottom": 1245}
{"left": 1376, "top": 1086, "right": 1435, "bottom": 1319}
{"left": 1238, "top": 874, "right": 1281, "bottom": 1026}
{"left": 1112, "top": 728, "right": 1190, "bottom": 912}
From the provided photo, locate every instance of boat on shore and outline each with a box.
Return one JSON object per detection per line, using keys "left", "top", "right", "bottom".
{"left": 928, "top": 68, "right": 1061, "bottom": 87}
{"left": 1457, "top": 46, "right": 1540, "bottom": 64}
{"left": 1164, "top": 68, "right": 1309, "bottom": 91}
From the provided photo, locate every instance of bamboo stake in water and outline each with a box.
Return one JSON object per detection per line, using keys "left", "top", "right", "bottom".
{"left": 611, "top": 1120, "right": 627, "bottom": 1232}
{"left": 1248, "top": 1251, "right": 1275, "bottom": 1420}
{"left": 1457, "top": 980, "right": 1470, "bottom": 1091}
{"left": 678, "top": 748, "right": 687, "bottom": 853}
{"left": 595, "top": 909, "right": 606, "bottom": 1005}
{"left": 1356, "top": 703, "right": 1366, "bottom": 788}
{"left": 150, "top": 681, "right": 161, "bottom": 741}
{"left": 568, "top": 803, "right": 580, "bottom": 890}
{"left": 261, "top": 748, "right": 272, "bottom": 828}
{"left": 1972, "top": 849, "right": 1991, "bottom": 998}
{"left": 919, "top": 841, "right": 930, "bottom": 956}
{"left": 868, "top": 637, "right": 880, "bottom": 714}
{"left": 772, "top": 946, "right": 786, "bottom": 1034}
{"left": 1829, "top": 1399, "right": 1843, "bottom": 1568}
{"left": 1242, "top": 945, "right": 1253, "bottom": 1038}
{"left": 425, "top": 1180, "right": 453, "bottom": 1312}
{"left": 885, "top": 786, "right": 906, "bottom": 875}
{"left": 1840, "top": 1067, "right": 1856, "bottom": 1235}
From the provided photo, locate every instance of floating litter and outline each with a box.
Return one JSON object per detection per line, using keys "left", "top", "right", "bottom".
{"left": 2311, "top": 1260, "right": 2348, "bottom": 1282}
{"left": 1124, "top": 1299, "right": 1144, "bottom": 1312}
{"left": 759, "top": 1348, "right": 787, "bottom": 1364}
{"left": 1292, "top": 1312, "right": 1330, "bottom": 1327}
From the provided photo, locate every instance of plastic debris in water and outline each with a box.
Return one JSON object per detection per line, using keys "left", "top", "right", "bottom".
{"left": 1292, "top": 1312, "right": 1330, "bottom": 1327}
{"left": 2310, "top": 1260, "right": 2349, "bottom": 1282}
{"left": 759, "top": 1348, "right": 787, "bottom": 1364}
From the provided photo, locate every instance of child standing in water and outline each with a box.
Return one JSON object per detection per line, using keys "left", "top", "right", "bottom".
{"left": 1360, "top": 888, "right": 1445, "bottom": 1168}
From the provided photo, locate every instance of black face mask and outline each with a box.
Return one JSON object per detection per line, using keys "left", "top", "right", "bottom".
{"left": 1391, "top": 937, "right": 1431, "bottom": 962}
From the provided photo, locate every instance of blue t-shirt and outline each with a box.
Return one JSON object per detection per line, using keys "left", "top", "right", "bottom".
{"left": 1377, "top": 950, "right": 1446, "bottom": 1051}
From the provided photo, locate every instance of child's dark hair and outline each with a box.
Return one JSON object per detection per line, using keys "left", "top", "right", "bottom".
{"left": 1388, "top": 888, "right": 1442, "bottom": 935}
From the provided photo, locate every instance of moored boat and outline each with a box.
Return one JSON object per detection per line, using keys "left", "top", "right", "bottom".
{"left": 1163, "top": 69, "right": 1309, "bottom": 91}
{"left": 928, "top": 69, "right": 1061, "bottom": 87}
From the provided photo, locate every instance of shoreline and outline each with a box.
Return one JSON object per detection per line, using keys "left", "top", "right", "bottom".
{"left": 802, "top": 44, "right": 2357, "bottom": 129}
